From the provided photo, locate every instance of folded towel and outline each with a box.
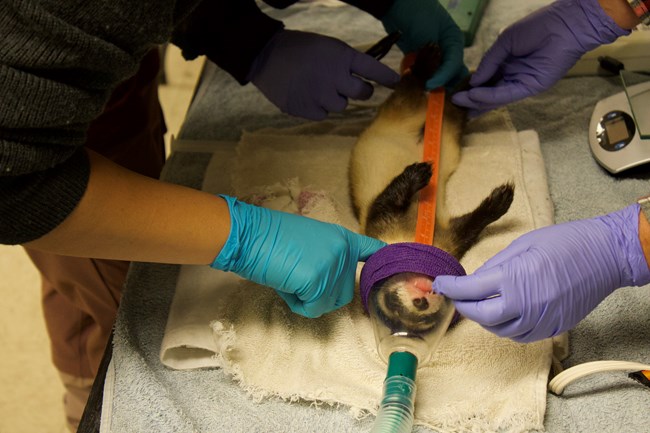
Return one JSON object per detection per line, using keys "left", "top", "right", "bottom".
{"left": 160, "top": 109, "right": 559, "bottom": 432}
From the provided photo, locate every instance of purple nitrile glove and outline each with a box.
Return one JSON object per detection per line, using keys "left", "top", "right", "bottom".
{"left": 212, "top": 195, "right": 387, "bottom": 318}
{"left": 433, "top": 204, "right": 650, "bottom": 343}
{"left": 452, "top": 0, "right": 630, "bottom": 116}
{"left": 248, "top": 29, "right": 400, "bottom": 121}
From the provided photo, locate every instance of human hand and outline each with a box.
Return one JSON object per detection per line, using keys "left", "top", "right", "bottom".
{"left": 248, "top": 29, "right": 400, "bottom": 120}
{"left": 212, "top": 195, "right": 387, "bottom": 318}
{"left": 452, "top": 0, "right": 629, "bottom": 116}
{"left": 381, "top": 0, "right": 467, "bottom": 90}
{"left": 433, "top": 204, "right": 650, "bottom": 342}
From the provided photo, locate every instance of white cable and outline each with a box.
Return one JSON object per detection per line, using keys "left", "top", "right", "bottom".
{"left": 548, "top": 361, "right": 650, "bottom": 395}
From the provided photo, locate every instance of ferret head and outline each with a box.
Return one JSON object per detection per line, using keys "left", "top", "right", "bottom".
{"left": 369, "top": 272, "right": 446, "bottom": 335}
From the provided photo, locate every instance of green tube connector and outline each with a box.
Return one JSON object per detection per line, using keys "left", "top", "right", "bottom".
{"left": 386, "top": 351, "right": 418, "bottom": 381}
{"left": 370, "top": 351, "right": 418, "bottom": 433}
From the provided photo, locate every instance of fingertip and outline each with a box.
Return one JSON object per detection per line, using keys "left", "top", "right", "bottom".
{"left": 334, "top": 290, "right": 353, "bottom": 309}
{"left": 275, "top": 291, "right": 307, "bottom": 316}
{"left": 349, "top": 80, "right": 374, "bottom": 101}
{"left": 302, "top": 298, "right": 335, "bottom": 318}
{"left": 444, "top": 65, "right": 470, "bottom": 92}
{"left": 468, "top": 72, "right": 485, "bottom": 87}
{"left": 384, "top": 70, "right": 401, "bottom": 88}
{"left": 451, "top": 90, "right": 472, "bottom": 107}
{"left": 435, "top": 269, "right": 504, "bottom": 301}
{"left": 466, "top": 86, "right": 504, "bottom": 106}
{"left": 431, "top": 274, "right": 454, "bottom": 295}
{"left": 426, "top": 52, "right": 466, "bottom": 91}
{"left": 384, "top": 72, "right": 400, "bottom": 89}
{"left": 425, "top": 68, "right": 451, "bottom": 90}
{"left": 425, "top": 77, "right": 442, "bottom": 91}
{"left": 451, "top": 86, "right": 499, "bottom": 113}
{"left": 449, "top": 300, "right": 484, "bottom": 323}
{"left": 300, "top": 299, "right": 322, "bottom": 318}
{"left": 351, "top": 53, "right": 400, "bottom": 87}
{"left": 357, "top": 235, "right": 388, "bottom": 261}
{"left": 323, "top": 94, "right": 349, "bottom": 114}
{"left": 453, "top": 297, "right": 513, "bottom": 328}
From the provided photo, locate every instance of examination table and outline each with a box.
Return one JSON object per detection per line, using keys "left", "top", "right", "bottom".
{"left": 78, "top": 1, "right": 650, "bottom": 432}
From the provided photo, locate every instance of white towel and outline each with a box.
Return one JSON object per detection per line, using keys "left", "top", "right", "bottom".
{"left": 160, "top": 109, "right": 559, "bottom": 432}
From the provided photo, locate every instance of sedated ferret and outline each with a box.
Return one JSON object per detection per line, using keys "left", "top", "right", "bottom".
{"left": 349, "top": 44, "right": 514, "bottom": 335}
{"left": 370, "top": 272, "right": 444, "bottom": 335}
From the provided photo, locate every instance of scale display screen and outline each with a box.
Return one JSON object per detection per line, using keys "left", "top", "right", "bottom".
{"left": 597, "top": 110, "right": 636, "bottom": 151}
{"left": 589, "top": 78, "right": 650, "bottom": 173}
{"left": 604, "top": 117, "right": 630, "bottom": 144}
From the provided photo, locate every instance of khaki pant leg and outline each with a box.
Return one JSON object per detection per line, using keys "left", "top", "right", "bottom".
{"left": 58, "top": 372, "right": 96, "bottom": 432}
{"left": 23, "top": 47, "right": 166, "bottom": 431}
{"left": 22, "top": 251, "right": 129, "bottom": 378}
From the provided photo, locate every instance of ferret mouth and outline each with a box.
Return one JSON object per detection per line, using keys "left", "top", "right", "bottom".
{"left": 410, "top": 275, "right": 434, "bottom": 294}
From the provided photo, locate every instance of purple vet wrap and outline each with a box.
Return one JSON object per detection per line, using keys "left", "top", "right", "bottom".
{"left": 359, "top": 242, "right": 466, "bottom": 313}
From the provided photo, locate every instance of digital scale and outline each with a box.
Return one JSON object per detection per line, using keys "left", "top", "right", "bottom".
{"left": 589, "top": 71, "right": 650, "bottom": 173}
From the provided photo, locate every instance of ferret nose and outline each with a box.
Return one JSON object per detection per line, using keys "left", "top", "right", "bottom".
{"left": 413, "top": 297, "right": 429, "bottom": 311}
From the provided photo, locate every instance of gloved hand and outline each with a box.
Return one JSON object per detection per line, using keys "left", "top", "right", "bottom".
{"left": 452, "top": 0, "right": 629, "bottom": 116}
{"left": 381, "top": 0, "right": 467, "bottom": 90}
{"left": 248, "top": 29, "right": 400, "bottom": 121}
{"left": 433, "top": 204, "right": 650, "bottom": 343}
{"left": 212, "top": 195, "right": 387, "bottom": 318}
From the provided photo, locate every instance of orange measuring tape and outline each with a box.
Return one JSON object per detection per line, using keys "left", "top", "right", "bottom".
{"left": 414, "top": 88, "right": 445, "bottom": 245}
{"left": 399, "top": 54, "right": 445, "bottom": 245}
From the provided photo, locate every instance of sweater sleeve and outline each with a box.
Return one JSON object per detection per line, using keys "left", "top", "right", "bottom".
{"left": 171, "top": 0, "right": 285, "bottom": 84}
{"left": 0, "top": 0, "right": 175, "bottom": 245}
{"left": 171, "top": 0, "right": 395, "bottom": 84}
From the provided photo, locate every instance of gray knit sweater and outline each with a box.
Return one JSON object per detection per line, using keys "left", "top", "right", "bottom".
{"left": 0, "top": 0, "right": 391, "bottom": 245}
{"left": 0, "top": 0, "right": 285, "bottom": 244}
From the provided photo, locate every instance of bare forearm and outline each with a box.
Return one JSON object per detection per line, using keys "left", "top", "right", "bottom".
{"left": 598, "top": 0, "right": 641, "bottom": 29}
{"left": 25, "top": 150, "right": 230, "bottom": 265}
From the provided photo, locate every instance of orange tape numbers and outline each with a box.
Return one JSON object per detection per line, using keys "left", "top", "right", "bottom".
{"left": 414, "top": 88, "right": 445, "bottom": 245}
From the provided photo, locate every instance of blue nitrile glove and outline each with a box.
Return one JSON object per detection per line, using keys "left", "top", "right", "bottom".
{"left": 452, "top": 0, "right": 630, "bottom": 116}
{"left": 381, "top": 0, "right": 467, "bottom": 90}
{"left": 433, "top": 204, "right": 650, "bottom": 343}
{"left": 248, "top": 29, "right": 400, "bottom": 121}
{"left": 212, "top": 195, "right": 387, "bottom": 318}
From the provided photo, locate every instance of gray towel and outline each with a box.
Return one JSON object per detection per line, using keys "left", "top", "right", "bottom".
{"left": 102, "top": 2, "right": 650, "bottom": 432}
{"left": 156, "top": 108, "right": 559, "bottom": 432}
